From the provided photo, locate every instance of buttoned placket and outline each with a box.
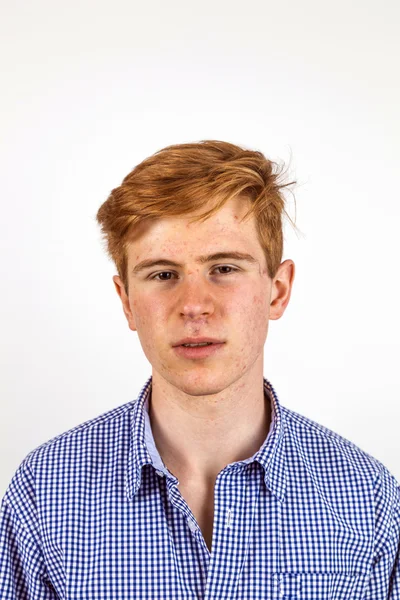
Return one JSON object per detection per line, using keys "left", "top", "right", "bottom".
{"left": 162, "top": 461, "right": 264, "bottom": 599}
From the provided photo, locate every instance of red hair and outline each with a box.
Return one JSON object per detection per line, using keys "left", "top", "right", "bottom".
{"left": 96, "top": 140, "right": 297, "bottom": 290}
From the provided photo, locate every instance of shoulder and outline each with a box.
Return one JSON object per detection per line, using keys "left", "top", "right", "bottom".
{"left": 3, "top": 399, "right": 136, "bottom": 509}
{"left": 28, "top": 399, "right": 134, "bottom": 464}
{"left": 281, "top": 405, "right": 399, "bottom": 495}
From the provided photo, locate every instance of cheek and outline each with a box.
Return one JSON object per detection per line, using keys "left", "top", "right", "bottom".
{"left": 131, "top": 297, "right": 163, "bottom": 356}
{"left": 231, "top": 289, "right": 268, "bottom": 319}
{"left": 245, "top": 294, "right": 270, "bottom": 343}
{"left": 247, "top": 295, "right": 270, "bottom": 354}
{"left": 253, "top": 291, "right": 270, "bottom": 315}
{"left": 131, "top": 295, "right": 165, "bottom": 329}
{"left": 250, "top": 293, "right": 269, "bottom": 327}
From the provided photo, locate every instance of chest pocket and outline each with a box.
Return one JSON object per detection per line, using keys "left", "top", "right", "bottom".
{"left": 272, "top": 570, "right": 370, "bottom": 599}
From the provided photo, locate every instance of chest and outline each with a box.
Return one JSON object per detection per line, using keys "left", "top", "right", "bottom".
{"left": 177, "top": 479, "right": 216, "bottom": 552}
{"left": 47, "top": 466, "right": 374, "bottom": 599}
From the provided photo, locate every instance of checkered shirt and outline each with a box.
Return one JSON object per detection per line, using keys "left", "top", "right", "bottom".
{"left": 1, "top": 376, "right": 399, "bottom": 599}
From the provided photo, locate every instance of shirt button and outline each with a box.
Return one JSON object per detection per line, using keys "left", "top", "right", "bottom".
{"left": 155, "top": 470, "right": 164, "bottom": 477}
{"left": 187, "top": 518, "right": 198, "bottom": 532}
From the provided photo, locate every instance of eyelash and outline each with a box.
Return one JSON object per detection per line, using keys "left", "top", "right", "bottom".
{"left": 149, "top": 266, "right": 240, "bottom": 281}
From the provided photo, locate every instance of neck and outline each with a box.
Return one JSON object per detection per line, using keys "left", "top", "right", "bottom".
{"left": 148, "top": 369, "right": 272, "bottom": 484}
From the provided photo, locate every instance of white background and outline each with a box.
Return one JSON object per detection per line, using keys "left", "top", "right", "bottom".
{"left": 1, "top": 0, "right": 399, "bottom": 494}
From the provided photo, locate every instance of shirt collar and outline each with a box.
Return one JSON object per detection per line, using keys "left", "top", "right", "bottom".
{"left": 126, "top": 376, "right": 287, "bottom": 503}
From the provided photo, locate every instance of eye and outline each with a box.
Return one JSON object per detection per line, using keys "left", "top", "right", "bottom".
{"left": 213, "top": 265, "right": 239, "bottom": 275}
{"left": 151, "top": 271, "right": 176, "bottom": 281}
{"left": 149, "top": 265, "right": 239, "bottom": 281}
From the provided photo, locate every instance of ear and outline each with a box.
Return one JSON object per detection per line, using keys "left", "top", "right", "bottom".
{"left": 269, "top": 260, "right": 295, "bottom": 320}
{"left": 113, "top": 275, "right": 137, "bottom": 331}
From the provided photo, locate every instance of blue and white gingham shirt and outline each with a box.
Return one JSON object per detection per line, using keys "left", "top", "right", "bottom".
{"left": 1, "top": 376, "right": 399, "bottom": 599}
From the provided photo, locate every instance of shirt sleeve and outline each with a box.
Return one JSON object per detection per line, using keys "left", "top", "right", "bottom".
{"left": 388, "top": 486, "right": 400, "bottom": 598}
{"left": 364, "top": 465, "right": 400, "bottom": 599}
{"left": 0, "top": 463, "right": 59, "bottom": 599}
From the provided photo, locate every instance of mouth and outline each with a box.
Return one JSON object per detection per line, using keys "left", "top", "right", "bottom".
{"left": 173, "top": 342, "right": 225, "bottom": 360}
{"left": 173, "top": 337, "right": 224, "bottom": 347}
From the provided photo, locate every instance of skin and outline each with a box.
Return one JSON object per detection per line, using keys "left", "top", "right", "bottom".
{"left": 113, "top": 195, "right": 295, "bottom": 487}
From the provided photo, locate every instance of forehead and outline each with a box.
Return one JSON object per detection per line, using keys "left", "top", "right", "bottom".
{"left": 127, "top": 196, "right": 260, "bottom": 254}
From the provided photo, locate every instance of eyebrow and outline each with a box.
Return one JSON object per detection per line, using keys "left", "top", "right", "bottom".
{"left": 131, "top": 251, "right": 258, "bottom": 275}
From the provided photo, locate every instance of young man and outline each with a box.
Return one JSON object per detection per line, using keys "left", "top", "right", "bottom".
{"left": 1, "top": 140, "right": 399, "bottom": 599}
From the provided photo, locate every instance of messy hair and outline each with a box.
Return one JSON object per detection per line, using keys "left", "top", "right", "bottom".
{"left": 96, "top": 140, "right": 297, "bottom": 291}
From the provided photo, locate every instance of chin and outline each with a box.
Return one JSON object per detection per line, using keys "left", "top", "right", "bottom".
{"left": 167, "top": 371, "right": 231, "bottom": 397}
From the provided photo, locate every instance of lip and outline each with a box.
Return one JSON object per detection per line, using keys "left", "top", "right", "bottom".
{"left": 173, "top": 337, "right": 224, "bottom": 347}
{"left": 173, "top": 342, "right": 225, "bottom": 360}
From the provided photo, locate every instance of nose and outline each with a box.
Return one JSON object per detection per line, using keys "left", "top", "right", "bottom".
{"left": 178, "top": 273, "right": 214, "bottom": 319}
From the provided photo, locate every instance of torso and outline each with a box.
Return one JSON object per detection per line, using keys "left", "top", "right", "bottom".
{"left": 177, "top": 478, "right": 216, "bottom": 552}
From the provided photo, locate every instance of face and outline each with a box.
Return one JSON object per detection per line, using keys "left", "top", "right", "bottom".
{"left": 113, "top": 195, "right": 295, "bottom": 397}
